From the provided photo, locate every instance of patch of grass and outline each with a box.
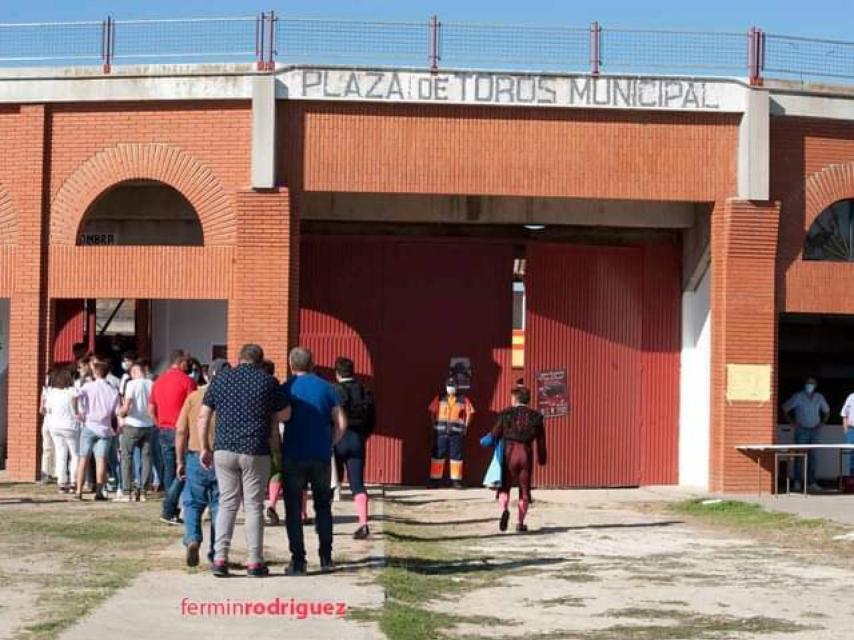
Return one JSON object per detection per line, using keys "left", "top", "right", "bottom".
{"left": 552, "top": 572, "right": 600, "bottom": 583}
{"left": 379, "top": 602, "right": 455, "bottom": 640}
{"left": 669, "top": 500, "right": 826, "bottom": 530}
{"left": 540, "top": 595, "right": 585, "bottom": 608}
{"left": 664, "top": 499, "right": 854, "bottom": 563}
{"left": 0, "top": 485, "right": 177, "bottom": 640}
{"left": 576, "top": 614, "right": 812, "bottom": 640}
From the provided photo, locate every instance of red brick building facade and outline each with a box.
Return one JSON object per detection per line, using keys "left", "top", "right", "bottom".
{"left": 0, "top": 65, "right": 851, "bottom": 492}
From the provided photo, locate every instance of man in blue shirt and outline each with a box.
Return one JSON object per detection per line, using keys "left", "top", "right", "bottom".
{"left": 281, "top": 346, "right": 347, "bottom": 576}
{"left": 782, "top": 376, "right": 830, "bottom": 492}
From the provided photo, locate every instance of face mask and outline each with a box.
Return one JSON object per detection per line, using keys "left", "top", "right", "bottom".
{"left": 805, "top": 383, "right": 816, "bottom": 394}
{"left": 121, "top": 361, "right": 131, "bottom": 372}
{"left": 446, "top": 386, "right": 456, "bottom": 396}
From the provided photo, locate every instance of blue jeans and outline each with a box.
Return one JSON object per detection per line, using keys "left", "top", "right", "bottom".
{"left": 793, "top": 427, "right": 821, "bottom": 486}
{"left": 845, "top": 428, "right": 854, "bottom": 476}
{"left": 148, "top": 427, "right": 163, "bottom": 487}
{"left": 158, "top": 428, "right": 185, "bottom": 518}
{"left": 108, "top": 436, "right": 122, "bottom": 490}
{"left": 183, "top": 452, "right": 219, "bottom": 562}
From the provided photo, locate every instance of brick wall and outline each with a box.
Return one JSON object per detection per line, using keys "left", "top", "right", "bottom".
{"left": 228, "top": 189, "right": 296, "bottom": 376}
{"left": 1, "top": 101, "right": 289, "bottom": 480}
{"left": 772, "top": 117, "right": 854, "bottom": 313}
{"left": 6, "top": 105, "right": 48, "bottom": 480}
{"left": 281, "top": 102, "right": 739, "bottom": 201}
{"left": 710, "top": 199, "right": 781, "bottom": 493}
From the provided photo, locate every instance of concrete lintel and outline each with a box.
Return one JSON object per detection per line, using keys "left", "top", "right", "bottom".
{"left": 304, "top": 192, "right": 699, "bottom": 229}
{"left": 0, "top": 72, "right": 254, "bottom": 103}
{"left": 251, "top": 75, "right": 276, "bottom": 190}
{"left": 737, "top": 88, "right": 770, "bottom": 201}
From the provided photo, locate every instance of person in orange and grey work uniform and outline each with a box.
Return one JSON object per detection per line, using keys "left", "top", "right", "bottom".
{"left": 428, "top": 377, "right": 475, "bottom": 489}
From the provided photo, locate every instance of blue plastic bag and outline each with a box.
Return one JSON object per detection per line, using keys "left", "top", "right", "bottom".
{"left": 482, "top": 438, "right": 504, "bottom": 489}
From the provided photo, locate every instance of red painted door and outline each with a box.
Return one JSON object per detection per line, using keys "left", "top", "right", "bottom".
{"left": 524, "top": 243, "right": 644, "bottom": 487}
{"left": 300, "top": 235, "right": 513, "bottom": 485}
{"left": 52, "top": 299, "right": 87, "bottom": 366}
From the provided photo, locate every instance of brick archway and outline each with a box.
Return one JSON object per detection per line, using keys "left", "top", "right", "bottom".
{"left": 793, "top": 162, "right": 854, "bottom": 230}
{"left": 0, "top": 185, "right": 16, "bottom": 246}
{"left": 50, "top": 143, "right": 237, "bottom": 246}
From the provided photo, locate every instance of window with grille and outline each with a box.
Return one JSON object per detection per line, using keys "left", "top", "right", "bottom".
{"left": 804, "top": 200, "right": 854, "bottom": 261}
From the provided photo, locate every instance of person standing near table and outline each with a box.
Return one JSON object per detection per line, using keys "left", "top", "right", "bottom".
{"left": 840, "top": 390, "right": 854, "bottom": 477}
{"left": 782, "top": 376, "right": 830, "bottom": 492}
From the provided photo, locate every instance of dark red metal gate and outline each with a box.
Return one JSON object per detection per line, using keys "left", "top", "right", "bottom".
{"left": 299, "top": 235, "right": 513, "bottom": 485}
{"left": 300, "top": 235, "right": 679, "bottom": 487}
{"left": 524, "top": 242, "right": 680, "bottom": 487}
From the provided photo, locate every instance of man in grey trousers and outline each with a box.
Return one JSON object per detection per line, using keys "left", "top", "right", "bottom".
{"left": 198, "top": 344, "right": 290, "bottom": 577}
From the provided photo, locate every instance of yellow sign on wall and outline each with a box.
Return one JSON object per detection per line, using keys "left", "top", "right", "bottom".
{"left": 726, "top": 364, "right": 772, "bottom": 402}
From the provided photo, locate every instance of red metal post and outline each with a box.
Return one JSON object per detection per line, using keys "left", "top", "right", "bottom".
{"left": 102, "top": 16, "right": 113, "bottom": 74}
{"left": 429, "top": 15, "right": 440, "bottom": 73}
{"left": 267, "top": 10, "right": 276, "bottom": 70}
{"left": 256, "top": 13, "right": 264, "bottom": 70}
{"left": 590, "top": 21, "right": 601, "bottom": 76}
{"left": 747, "top": 26, "right": 757, "bottom": 85}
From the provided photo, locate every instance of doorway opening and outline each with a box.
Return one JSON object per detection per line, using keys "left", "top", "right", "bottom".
{"left": 51, "top": 298, "right": 227, "bottom": 375}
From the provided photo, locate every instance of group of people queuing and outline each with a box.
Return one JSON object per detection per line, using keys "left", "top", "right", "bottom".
{"left": 40, "top": 345, "right": 206, "bottom": 508}
{"left": 39, "top": 342, "right": 375, "bottom": 577}
{"left": 40, "top": 340, "right": 549, "bottom": 574}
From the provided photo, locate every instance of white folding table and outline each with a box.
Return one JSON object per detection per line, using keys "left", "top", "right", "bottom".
{"left": 736, "top": 444, "right": 854, "bottom": 496}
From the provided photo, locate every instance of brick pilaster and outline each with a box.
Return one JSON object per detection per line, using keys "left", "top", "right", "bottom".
{"left": 7, "top": 105, "right": 48, "bottom": 480}
{"left": 709, "top": 199, "right": 781, "bottom": 493}
{"left": 227, "top": 189, "right": 297, "bottom": 376}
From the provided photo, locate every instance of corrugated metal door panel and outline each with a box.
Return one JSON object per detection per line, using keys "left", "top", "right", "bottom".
{"left": 640, "top": 243, "right": 681, "bottom": 485}
{"left": 525, "top": 243, "right": 643, "bottom": 487}
{"left": 380, "top": 239, "right": 514, "bottom": 485}
{"left": 300, "top": 235, "right": 514, "bottom": 486}
{"left": 298, "top": 236, "right": 394, "bottom": 482}
{"left": 52, "top": 299, "right": 86, "bottom": 366}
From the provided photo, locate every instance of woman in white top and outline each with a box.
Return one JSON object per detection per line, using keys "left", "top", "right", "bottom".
{"left": 40, "top": 367, "right": 80, "bottom": 492}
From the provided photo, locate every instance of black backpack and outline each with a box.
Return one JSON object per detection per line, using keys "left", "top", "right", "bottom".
{"left": 339, "top": 380, "right": 375, "bottom": 438}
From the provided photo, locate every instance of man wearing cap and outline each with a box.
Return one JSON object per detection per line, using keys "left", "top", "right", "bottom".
{"left": 428, "top": 377, "right": 475, "bottom": 489}
{"left": 783, "top": 376, "right": 830, "bottom": 492}
{"left": 175, "top": 358, "right": 230, "bottom": 568}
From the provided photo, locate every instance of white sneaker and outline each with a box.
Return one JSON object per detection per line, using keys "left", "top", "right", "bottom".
{"left": 808, "top": 483, "right": 823, "bottom": 492}
{"left": 113, "top": 493, "right": 131, "bottom": 503}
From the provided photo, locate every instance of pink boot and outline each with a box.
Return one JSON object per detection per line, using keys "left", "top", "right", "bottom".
{"left": 353, "top": 492, "right": 370, "bottom": 539}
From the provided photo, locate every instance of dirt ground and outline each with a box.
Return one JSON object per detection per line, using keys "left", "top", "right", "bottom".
{"left": 382, "top": 487, "right": 854, "bottom": 640}
{"left": 4, "top": 482, "right": 854, "bottom": 639}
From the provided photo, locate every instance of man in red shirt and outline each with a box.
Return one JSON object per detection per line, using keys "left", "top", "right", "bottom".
{"left": 149, "top": 350, "right": 197, "bottom": 524}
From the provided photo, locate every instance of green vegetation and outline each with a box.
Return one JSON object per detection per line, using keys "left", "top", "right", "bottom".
{"left": 0, "top": 485, "right": 177, "bottom": 640}
{"left": 668, "top": 499, "right": 827, "bottom": 530}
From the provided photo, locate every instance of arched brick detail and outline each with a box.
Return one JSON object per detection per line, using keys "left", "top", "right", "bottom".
{"left": 0, "top": 185, "right": 16, "bottom": 246}
{"left": 51, "top": 143, "right": 237, "bottom": 246}
{"left": 791, "top": 162, "right": 854, "bottom": 230}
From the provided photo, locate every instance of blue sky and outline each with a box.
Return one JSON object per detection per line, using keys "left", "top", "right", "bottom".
{"left": 3, "top": 1, "right": 854, "bottom": 40}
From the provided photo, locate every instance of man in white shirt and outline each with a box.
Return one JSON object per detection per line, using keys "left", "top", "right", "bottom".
{"left": 840, "top": 391, "right": 854, "bottom": 477}
{"left": 782, "top": 377, "right": 830, "bottom": 492}
{"left": 116, "top": 362, "right": 154, "bottom": 502}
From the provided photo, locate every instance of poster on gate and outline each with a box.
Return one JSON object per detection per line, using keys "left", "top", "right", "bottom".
{"left": 536, "top": 368, "right": 569, "bottom": 419}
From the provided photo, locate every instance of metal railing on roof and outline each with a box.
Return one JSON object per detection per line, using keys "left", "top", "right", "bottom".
{"left": 0, "top": 12, "right": 851, "bottom": 85}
